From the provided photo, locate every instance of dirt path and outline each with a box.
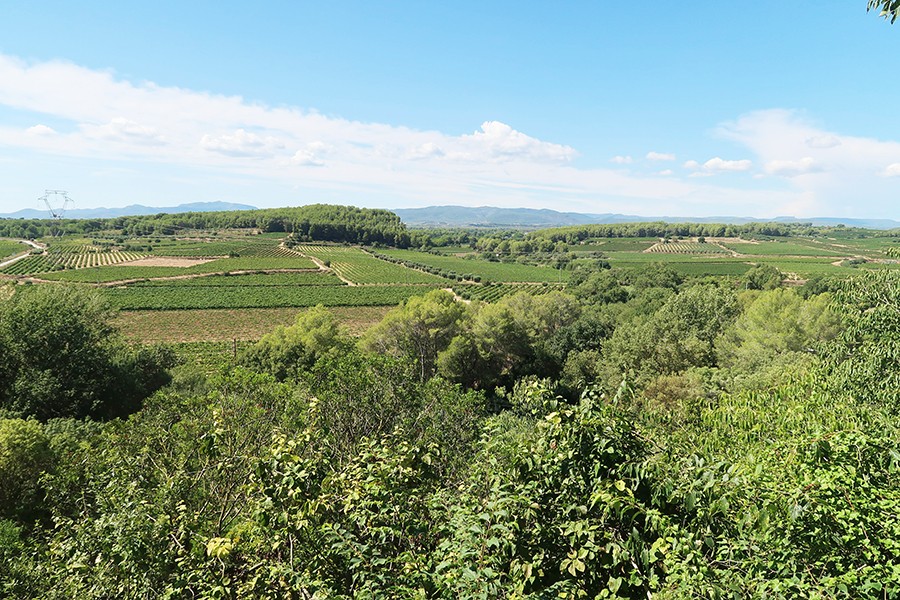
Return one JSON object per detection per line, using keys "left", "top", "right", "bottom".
{"left": 0, "top": 240, "right": 46, "bottom": 269}
{"left": 303, "top": 255, "right": 356, "bottom": 286}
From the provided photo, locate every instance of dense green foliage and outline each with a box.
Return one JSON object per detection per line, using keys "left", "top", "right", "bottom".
{"left": 0, "top": 286, "right": 174, "bottom": 420}
{"left": 3, "top": 223, "right": 900, "bottom": 598}
{"left": 105, "top": 284, "right": 440, "bottom": 310}
{"left": 0, "top": 204, "right": 414, "bottom": 246}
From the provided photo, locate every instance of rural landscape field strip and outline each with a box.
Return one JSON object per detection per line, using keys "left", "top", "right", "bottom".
{"left": 719, "top": 240, "right": 847, "bottom": 256}
{"left": 453, "top": 283, "right": 567, "bottom": 302}
{"left": 130, "top": 272, "right": 346, "bottom": 287}
{"left": 105, "top": 284, "right": 440, "bottom": 310}
{"left": 113, "top": 306, "right": 393, "bottom": 342}
{"left": 0, "top": 239, "right": 25, "bottom": 259}
{"left": 379, "top": 248, "right": 569, "bottom": 283}
{"left": 36, "top": 255, "right": 318, "bottom": 282}
{"left": 646, "top": 242, "right": 729, "bottom": 254}
{"left": 294, "top": 244, "right": 448, "bottom": 284}
{"left": 148, "top": 239, "right": 299, "bottom": 257}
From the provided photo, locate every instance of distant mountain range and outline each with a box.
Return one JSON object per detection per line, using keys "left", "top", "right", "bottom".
{"left": 392, "top": 206, "right": 900, "bottom": 230}
{"left": 2, "top": 202, "right": 898, "bottom": 230}
{"left": 0, "top": 201, "right": 257, "bottom": 220}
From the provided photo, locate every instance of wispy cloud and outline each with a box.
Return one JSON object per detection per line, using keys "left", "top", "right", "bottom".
{"left": 716, "top": 109, "right": 900, "bottom": 215}
{"left": 0, "top": 55, "right": 898, "bottom": 218}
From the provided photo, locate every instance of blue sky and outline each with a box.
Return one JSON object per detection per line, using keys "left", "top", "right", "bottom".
{"left": 1, "top": 1, "right": 899, "bottom": 218}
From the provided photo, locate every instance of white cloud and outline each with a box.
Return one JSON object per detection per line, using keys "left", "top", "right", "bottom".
{"left": 765, "top": 157, "right": 821, "bottom": 177}
{"left": 408, "top": 142, "right": 444, "bottom": 160}
{"left": 2, "top": 54, "right": 899, "bottom": 218}
{"left": 683, "top": 157, "right": 752, "bottom": 174}
{"left": 83, "top": 117, "right": 165, "bottom": 145}
{"left": 657, "top": 169, "right": 674, "bottom": 176}
{"left": 26, "top": 124, "right": 56, "bottom": 136}
{"left": 703, "top": 157, "right": 753, "bottom": 172}
{"left": 200, "top": 128, "right": 284, "bottom": 157}
{"left": 806, "top": 134, "right": 841, "bottom": 149}
{"left": 290, "top": 141, "right": 329, "bottom": 166}
{"left": 458, "top": 121, "right": 577, "bottom": 162}
{"left": 882, "top": 163, "right": 900, "bottom": 177}
{"left": 717, "top": 109, "right": 900, "bottom": 215}
{"left": 646, "top": 151, "right": 675, "bottom": 161}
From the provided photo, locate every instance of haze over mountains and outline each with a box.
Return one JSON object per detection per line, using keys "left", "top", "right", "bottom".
{"left": 0, "top": 202, "right": 257, "bottom": 220}
{"left": 392, "top": 206, "right": 900, "bottom": 230}
{"left": 1, "top": 202, "right": 898, "bottom": 230}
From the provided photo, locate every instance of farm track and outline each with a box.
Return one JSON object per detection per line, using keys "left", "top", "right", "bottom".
{"left": 0, "top": 240, "right": 46, "bottom": 270}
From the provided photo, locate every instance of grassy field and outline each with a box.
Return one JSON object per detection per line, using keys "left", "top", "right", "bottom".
{"left": 453, "top": 283, "right": 567, "bottom": 302}
{"left": 294, "top": 245, "right": 448, "bottom": 284}
{"left": 380, "top": 249, "right": 568, "bottom": 283}
{"left": 115, "top": 306, "right": 393, "bottom": 342}
{"left": 130, "top": 272, "right": 346, "bottom": 287}
{"left": 0, "top": 240, "right": 25, "bottom": 259}
{"left": 36, "top": 255, "right": 318, "bottom": 282}
{"left": 647, "top": 242, "right": 729, "bottom": 254}
{"left": 105, "top": 284, "right": 440, "bottom": 310}
{"left": 720, "top": 240, "right": 846, "bottom": 256}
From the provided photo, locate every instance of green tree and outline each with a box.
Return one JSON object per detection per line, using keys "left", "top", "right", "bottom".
{"left": 717, "top": 289, "right": 842, "bottom": 373}
{"left": 0, "top": 419, "right": 53, "bottom": 523}
{"left": 600, "top": 284, "right": 740, "bottom": 388}
{"left": 0, "top": 286, "right": 174, "bottom": 421}
{"left": 359, "top": 290, "right": 468, "bottom": 381}
{"left": 869, "top": 0, "right": 900, "bottom": 22}
{"left": 743, "top": 264, "right": 783, "bottom": 290}
{"left": 240, "top": 305, "right": 349, "bottom": 380}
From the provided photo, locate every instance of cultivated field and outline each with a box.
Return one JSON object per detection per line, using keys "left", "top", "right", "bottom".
{"left": 379, "top": 248, "right": 569, "bottom": 283}
{"left": 3, "top": 229, "right": 898, "bottom": 343}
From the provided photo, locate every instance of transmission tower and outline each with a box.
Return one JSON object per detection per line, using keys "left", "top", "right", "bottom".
{"left": 39, "top": 190, "right": 74, "bottom": 236}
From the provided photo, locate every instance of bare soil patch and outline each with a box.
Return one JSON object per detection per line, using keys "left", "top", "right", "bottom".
{"left": 115, "top": 257, "right": 217, "bottom": 268}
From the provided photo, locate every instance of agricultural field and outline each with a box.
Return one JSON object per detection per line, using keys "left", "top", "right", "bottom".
{"left": 36, "top": 255, "right": 318, "bottom": 282}
{"left": 114, "top": 306, "right": 393, "bottom": 342}
{"left": 130, "top": 272, "right": 345, "bottom": 287}
{"left": 379, "top": 248, "right": 569, "bottom": 283}
{"left": 720, "top": 240, "right": 846, "bottom": 256}
{"left": 293, "top": 244, "right": 447, "bottom": 284}
{"left": 148, "top": 238, "right": 300, "bottom": 258}
{"left": 104, "top": 284, "right": 440, "bottom": 311}
{"left": 646, "top": 242, "right": 729, "bottom": 254}
{"left": 0, "top": 239, "right": 25, "bottom": 259}
{"left": 0, "top": 246, "right": 147, "bottom": 275}
{"left": 453, "top": 283, "right": 567, "bottom": 302}
{"left": 574, "top": 238, "right": 657, "bottom": 252}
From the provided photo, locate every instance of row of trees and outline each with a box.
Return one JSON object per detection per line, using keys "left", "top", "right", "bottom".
{"left": 0, "top": 204, "right": 415, "bottom": 246}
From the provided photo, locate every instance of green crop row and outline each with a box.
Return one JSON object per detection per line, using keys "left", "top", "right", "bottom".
{"left": 721, "top": 240, "right": 845, "bottom": 256}
{"left": 647, "top": 242, "right": 728, "bottom": 254}
{"left": 0, "top": 240, "right": 25, "bottom": 259}
{"left": 453, "top": 283, "right": 567, "bottom": 303}
{"left": 38, "top": 256, "right": 319, "bottom": 282}
{"left": 151, "top": 239, "right": 297, "bottom": 258}
{"left": 295, "top": 245, "right": 447, "bottom": 284}
{"left": 104, "top": 285, "right": 438, "bottom": 310}
{"left": 130, "top": 272, "right": 346, "bottom": 287}
{"left": 378, "top": 249, "right": 568, "bottom": 283}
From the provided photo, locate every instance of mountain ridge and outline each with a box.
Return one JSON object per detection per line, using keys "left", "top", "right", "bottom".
{"left": 0, "top": 201, "right": 257, "bottom": 220}
{"left": 392, "top": 205, "right": 900, "bottom": 230}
